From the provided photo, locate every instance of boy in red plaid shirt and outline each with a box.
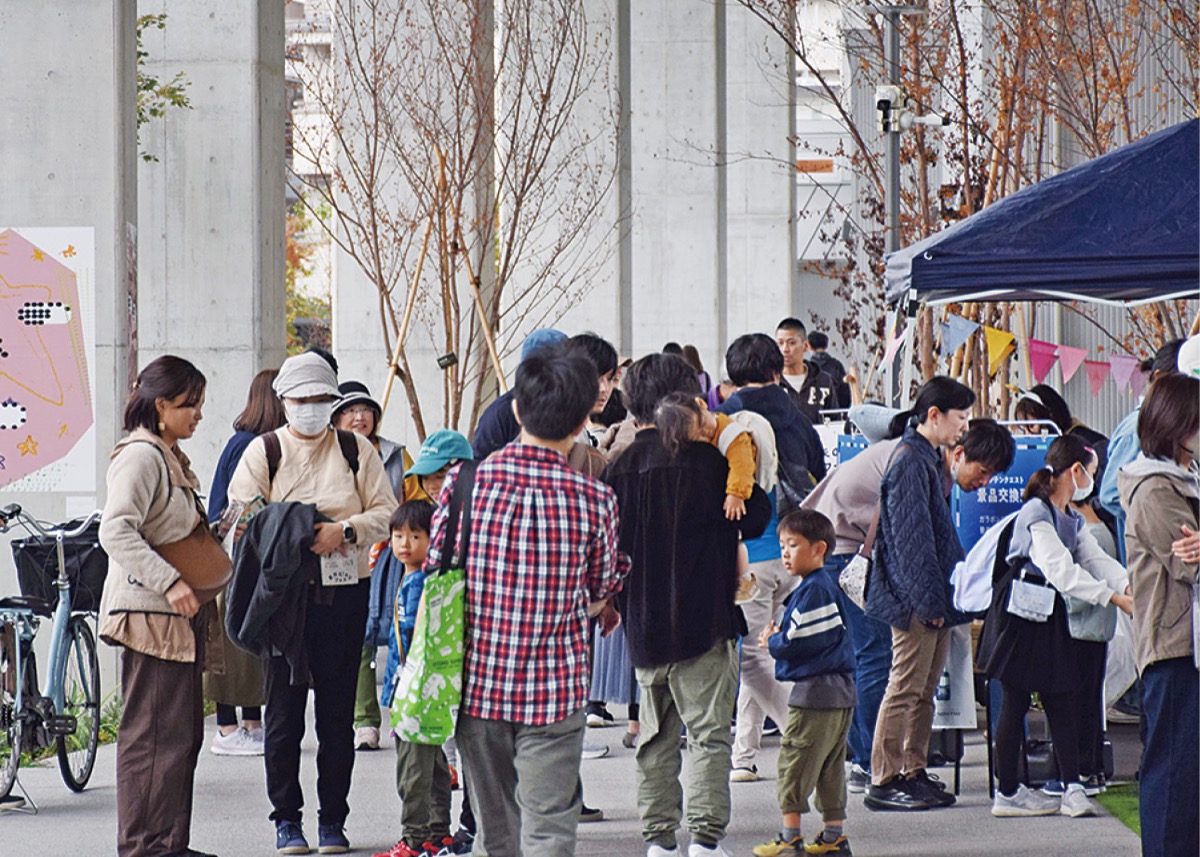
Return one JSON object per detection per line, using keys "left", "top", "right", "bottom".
{"left": 426, "top": 343, "right": 630, "bottom": 857}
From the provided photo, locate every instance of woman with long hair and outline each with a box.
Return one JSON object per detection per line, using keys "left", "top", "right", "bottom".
{"left": 205, "top": 368, "right": 286, "bottom": 758}
{"left": 977, "top": 435, "right": 1131, "bottom": 819}
{"left": 864, "top": 376, "right": 975, "bottom": 811}
{"left": 98, "top": 355, "right": 217, "bottom": 857}
{"left": 1117, "top": 372, "right": 1199, "bottom": 856}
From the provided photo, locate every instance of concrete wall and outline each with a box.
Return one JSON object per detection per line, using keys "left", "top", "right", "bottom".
{"left": 137, "top": 0, "right": 287, "bottom": 482}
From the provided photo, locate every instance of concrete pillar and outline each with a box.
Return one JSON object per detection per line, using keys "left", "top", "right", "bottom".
{"left": 137, "top": 0, "right": 286, "bottom": 479}
{"left": 0, "top": 0, "right": 138, "bottom": 521}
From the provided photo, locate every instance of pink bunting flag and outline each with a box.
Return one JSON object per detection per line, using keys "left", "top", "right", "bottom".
{"left": 1027, "top": 339, "right": 1060, "bottom": 384}
{"left": 1058, "top": 345, "right": 1089, "bottom": 383}
{"left": 1108, "top": 355, "right": 1140, "bottom": 392}
{"left": 1129, "top": 369, "right": 1149, "bottom": 398}
{"left": 1084, "top": 360, "right": 1111, "bottom": 396}
{"left": 882, "top": 330, "right": 904, "bottom": 367}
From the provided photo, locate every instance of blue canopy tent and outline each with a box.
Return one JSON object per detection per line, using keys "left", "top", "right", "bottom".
{"left": 885, "top": 118, "right": 1199, "bottom": 307}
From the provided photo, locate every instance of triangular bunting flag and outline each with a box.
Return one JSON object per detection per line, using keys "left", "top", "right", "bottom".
{"left": 1058, "top": 346, "right": 1088, "bottom": 383}
{"left": 1084, "top": 360, "right": 1111, "bottom": 396}
{"left": 1108, "top": 354, "right": 1140, "bottom": 392}
{"left": 984, "top": 326, "right": 1016, "bottom": 376}
{"left": 1027, "top": 339, "right": 1060, "bottom": 384}
{"left": 1130, "top": 369, "right": 1148, "bottom": 398}
{"left": 883, "top": 329, "right": 904, "bottom": 367}
{"left": 942, "top": 314, "right": 979, "bottom": 359}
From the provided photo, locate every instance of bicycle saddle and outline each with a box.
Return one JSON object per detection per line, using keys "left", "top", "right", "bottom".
{"left": 0, "top": 595, "right": 54, "bottom": 617}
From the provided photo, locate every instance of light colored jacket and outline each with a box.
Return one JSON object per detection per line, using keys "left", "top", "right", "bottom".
{"left": 98, "top": 429, "right": 204, "bottom": 618}
{"left": 1118, "top": 454, "right": 1200, "bottom": 671}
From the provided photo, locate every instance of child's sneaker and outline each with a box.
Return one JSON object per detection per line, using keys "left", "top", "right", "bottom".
{"left": 804, "top": 833, "right": 852, "bottom": 855}
{"left": 448, "top": 764, "right": 459, "bottom": 790}
{"left": 752, "top": 833, "right": 803, "bottom": 857}
{"left": 371, "top": 841, "right": 423, "bottom": 857}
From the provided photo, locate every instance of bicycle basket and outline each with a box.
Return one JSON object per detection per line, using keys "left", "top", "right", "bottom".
{"left": 11, "top": 518, "right": 109, "bottom": 613}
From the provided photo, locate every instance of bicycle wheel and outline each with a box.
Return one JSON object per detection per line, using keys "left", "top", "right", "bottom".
{"left": 0, "top": 622, "right": 21, "bottom": 799}
{"left": 57, "top": 617, "right": 100, "bottom": 791}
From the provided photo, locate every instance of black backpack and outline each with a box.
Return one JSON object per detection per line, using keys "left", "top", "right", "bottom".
{"left": 261, "top": 428, "right": 360, "bottom": 486}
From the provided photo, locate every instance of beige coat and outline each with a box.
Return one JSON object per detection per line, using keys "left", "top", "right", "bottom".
{"left": 1118, "top": 455, "right": 1200, "bottom": 672}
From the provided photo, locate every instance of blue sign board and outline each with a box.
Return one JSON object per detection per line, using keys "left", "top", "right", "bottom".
{"left": 837, "top": 434, "right": 870, "bottom": 465}
{"left": 952, "top": 434, "right": 1053, "bottom": 553}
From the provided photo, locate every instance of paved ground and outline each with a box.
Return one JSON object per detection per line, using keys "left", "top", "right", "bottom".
{"left": 0, "top": 709, "right": 1141, "bottom": 857}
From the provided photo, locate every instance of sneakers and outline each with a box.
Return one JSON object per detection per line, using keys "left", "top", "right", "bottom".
{"left": 448, "top": 764, "right": 459, "bottom": 790}
{"left": 317, "top": 824, "right": 349, "bottom": 854}
{"left": 752, "top": 833, "right": 803, "bottom": 856}
{"left": 846, "top": 764, "right": 869, "bottom": 794}
{"left": 762, "top": 718, "right": 781, "bottom": 737}
{"left": 1060, "top": 783, "right": 1097, "bottom": 817}
{"left": 448, "top": 829, "right": 474, "bottom": 854}
{"left": 905, "top": 769, "right": 956, "bottom": 806}
{"left": 688, "top": 843, "right": 731, "bottom": 857}
{"left": 211, "top": 726, "right": 264, "bottom": 756}
{"left": 863, "top": 778, "right": 936, "bottom": 811}
{"left": 730, "top": 765, "right": 760, "bottom": 782}
{"left": 804, "top": 833, "right": 852, "bottom": 855}
{"left": 581, "top": 741, "right": 609, "bottom": 760}
{"left": 354, "top": 725, "right": 381, "bottom": 750}
{"left": 992, "top": 784, "right": 1062, "bottom": 817}
{"left": 1041, "top": 779, "right": 1066, "bottom": 796}
{"left": 371, "top": 841, "right": 423, "bottom": 857}
{"left": 275, "top": 820, "right": 310, "bottom": 855}
{"left": 1080, "top": 774, "right": 1106, "bottom": 796}
{"left": 586, "top": 702, "right": 615, "bottom": 727}
{"left": 646, "top": 846, "right": 678, "bottom": 857}
{"left": 580, "top": 804, "right": 604, "bottom": 822}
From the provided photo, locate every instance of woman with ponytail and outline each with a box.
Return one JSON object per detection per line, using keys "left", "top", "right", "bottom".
{"left": 977, "top": 435, "right": 1131, "bottom": 820}
{"left": 863, "top": 376, "right": 976, "bottom": 811}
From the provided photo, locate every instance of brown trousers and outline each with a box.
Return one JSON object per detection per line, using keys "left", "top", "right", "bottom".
{"left": 870, "top": 614, "right": 951, "bottom": 785}
{"left": 117, "top": 636, "right": 205, "bottom": 856}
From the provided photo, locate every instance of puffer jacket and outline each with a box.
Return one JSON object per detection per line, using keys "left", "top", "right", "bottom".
{"left": 867, "top": 426, "right": 969, "bottom": 630}
{"left": 1118, "top": 454, "right": 1200, "bottom": 671}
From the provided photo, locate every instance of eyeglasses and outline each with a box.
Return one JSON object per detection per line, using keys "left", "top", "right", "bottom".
{"left": 342, "top": 406, "right": 375, "bottom": 418}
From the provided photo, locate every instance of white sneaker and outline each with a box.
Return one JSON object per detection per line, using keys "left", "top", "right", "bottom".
{"left": 688, "top": 843, "right": 731, "bottom": 857}
{"left": 992, "top": 783, "right": 1061, "bottom": 817}
{"left": 1060, "top": 783, "right": 1097, "bottom": 817}
{"left": 581, "top": 741, "right": 610, "bottom": 760}
{"left": 646, "top": 846, "right": 678, "bottom": 857}
{"left": 211, "top": 726, "right": 264, "bottom": 756}
{"left": 730, "top": 765, "right": 760, "bottom": 782}
{"left": 354, "top": 725, "right": 381, "bottom": 750}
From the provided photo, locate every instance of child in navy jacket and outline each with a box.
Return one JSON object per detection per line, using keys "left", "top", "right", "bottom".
{"left": 754, "top": 510, "right": 856, "bottom": 857}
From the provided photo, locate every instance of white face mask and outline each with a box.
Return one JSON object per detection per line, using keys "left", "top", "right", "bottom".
{"left": 1072, "top": 468, "right": 1095, "bottom": 503}
{"left": 286, "top": 401, "right": 333, "bottom": 437}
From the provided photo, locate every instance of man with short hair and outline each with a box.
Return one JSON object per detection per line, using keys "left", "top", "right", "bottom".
{"left": 802, "top": 418, "right": 1015, "bottom": 793}
{"left": 472, "top": 328, "right": 568, "bottom": 460}
{"left": 807, "top": 330, "right": 851, "bottom": 409}
{"left": 776, "top": 318, "right": 841, "bottom": 423}
{"left": 604, "top": 353, "right": 771, "bottom": 857}
{"left": 438, "top": 344, "right": 630, "bottom": 857}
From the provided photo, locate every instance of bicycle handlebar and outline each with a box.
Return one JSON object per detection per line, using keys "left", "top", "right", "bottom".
{"left": 0, "top": 506, "right": 102, "bottom": 538}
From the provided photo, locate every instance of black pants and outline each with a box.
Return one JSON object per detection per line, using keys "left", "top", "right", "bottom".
{"left": 215, "top": 703, "right": 262, "bottom": 727}
{"left": 995, "top": 680, "right": 1080, "bottom": 797}
{"left": 1071, "top": 641, "right": 1106, "bottom": 778}
{"left": 264, "top": 580, "right": 370, "bottom": 826}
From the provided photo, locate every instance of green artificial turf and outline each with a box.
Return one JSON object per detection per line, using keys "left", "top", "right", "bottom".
{"left": 1096, "top": 782, "right": 1140, "bottom": 835}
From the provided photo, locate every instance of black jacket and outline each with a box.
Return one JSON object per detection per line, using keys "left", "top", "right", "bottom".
{"left": 603, "top": 429, "right": 770, "bottom": 668}
{"left": 472, "top": 391, "right": 520, "bottom": 460}
{"left": 720, "top": 384, "right": 827, "bottom": 514}
{"left": 225, "top": 502, "right": 324, "bottom": 684}
{"left": 780, "top": 359, "right": 842, "bottom": 423}
{"left": 809, "top": 352, "right": 850, "bottom": 410}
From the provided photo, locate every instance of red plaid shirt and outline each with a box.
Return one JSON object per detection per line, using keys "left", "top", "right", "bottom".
{"left": 426, "top": 443, "right": 630, "bottom": 725}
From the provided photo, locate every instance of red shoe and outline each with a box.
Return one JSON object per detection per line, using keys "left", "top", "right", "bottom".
{"left": 448, "top": 764, "right": 459, "bottom": 790}
{"left": 372, "top": 841, "right": 424, "bottom": 857}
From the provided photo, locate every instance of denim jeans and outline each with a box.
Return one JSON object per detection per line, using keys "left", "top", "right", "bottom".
{"left": 818, "top": 553, "right": 892, "bottom": 771}
{"left": 1140, "top": 657, "right": 1198, "bottom": 857}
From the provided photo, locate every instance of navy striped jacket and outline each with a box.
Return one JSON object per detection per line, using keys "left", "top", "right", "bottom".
{"left": 768, "top": 569, "right": 854, "bottom": 683}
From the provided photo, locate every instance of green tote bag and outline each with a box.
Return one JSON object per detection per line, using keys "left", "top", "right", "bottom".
{"left": 390, "top": 461, "right": 476, "bottom": 745}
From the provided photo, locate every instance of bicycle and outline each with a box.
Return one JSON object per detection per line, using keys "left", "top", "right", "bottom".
{"left": 0, "top": 504, "right": 104, "bottom": 809}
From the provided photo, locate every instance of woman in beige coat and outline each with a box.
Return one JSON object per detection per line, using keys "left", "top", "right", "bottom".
{"left": 98, "top": 355, "right": 217, "bottom": 857}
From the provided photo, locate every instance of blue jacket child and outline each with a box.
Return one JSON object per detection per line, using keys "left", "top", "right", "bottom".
{"left": 381, "top": 550, "right": 427, "bottom": 709}
{"left": 769, "top": 567, "right": 855, "bottom": 686}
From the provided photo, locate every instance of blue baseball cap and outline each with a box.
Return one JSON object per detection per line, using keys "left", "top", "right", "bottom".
{"left": 520, "top": 329, "right": 567, "bottom": 362}
{"left": 405, "top": 429, "right": 475, "bottom": 477}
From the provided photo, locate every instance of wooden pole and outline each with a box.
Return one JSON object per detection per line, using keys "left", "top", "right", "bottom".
{"left": 454, "top": 218, "right": 508, "bottom": 393}
{"left": 379, "top": 214, "right": 434, "bottom": 416}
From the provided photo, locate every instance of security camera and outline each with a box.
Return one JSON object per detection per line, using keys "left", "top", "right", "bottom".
{"left": 875, "top": 85, "right": 904, "bottom": 133}
{"left": 898, "top": 111, "right": 952, "bottom": 131}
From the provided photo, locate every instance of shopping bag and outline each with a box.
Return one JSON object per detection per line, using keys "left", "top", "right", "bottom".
{"left": 390, "top": 461, "right": 476, "bottom": 745}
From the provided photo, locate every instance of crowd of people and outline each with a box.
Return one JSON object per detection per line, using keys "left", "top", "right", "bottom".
{"left": 94, "top": 323, "right": 1198, "bottom": 857}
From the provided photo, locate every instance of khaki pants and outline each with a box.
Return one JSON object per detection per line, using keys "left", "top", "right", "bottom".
{"left": 869, "top": 614, "right": 951, "bottom": 785}
{"left": 635, "top": 639, "right": 739, "bottom": 850}
{"left": 394, "top": 740, "right": 452, "bottom": 845}
{"left": 778, "top": 706, "right": 853, "bottom": 821}
{"left": 732, "top": 558, "right": 794, "bottom": 769}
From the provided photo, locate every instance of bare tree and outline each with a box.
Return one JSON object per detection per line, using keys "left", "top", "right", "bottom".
{"left": 737, "top": 0, "right": 1196, "bottom": 404}
{"left": 288, "top": 0, "right": 618, "bottom": 438}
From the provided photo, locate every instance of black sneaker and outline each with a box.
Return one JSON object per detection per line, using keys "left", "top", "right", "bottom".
{"left": 585, "top": 702, "right": 615, "bottom": 728}
{"left": 579, "top": 804, "right": 604, "bottom": 822}
{"left": 846, "top": 764, "right": 869, "bottom": 794}
{"left": 863, "top": 778, "right": 936, "bottom": 811}
{"left": 906, "top": 770, "right": 956, "bottom": 806}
